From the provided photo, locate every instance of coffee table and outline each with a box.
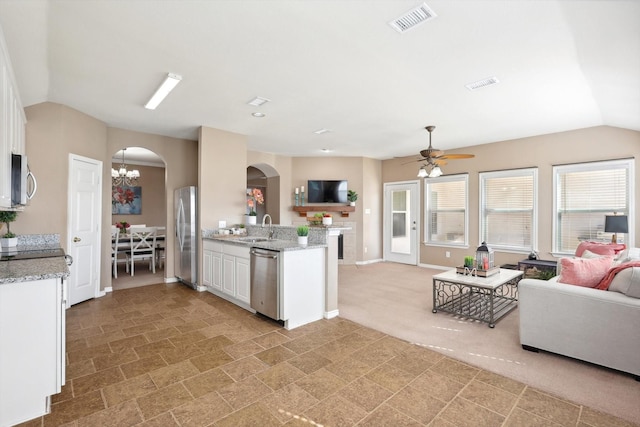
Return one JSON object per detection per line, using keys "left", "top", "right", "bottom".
{"left": 432, "top": 268, "right": 523, "bottom": 328}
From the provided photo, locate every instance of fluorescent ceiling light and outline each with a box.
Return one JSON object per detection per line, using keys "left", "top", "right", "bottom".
{"left": 314, "top": 128, "right": 331, "bottom": 135}
{"left": 144, "top": 73, "right": 182, "bottom": 110}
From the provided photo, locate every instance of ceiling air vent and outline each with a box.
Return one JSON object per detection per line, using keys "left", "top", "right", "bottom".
{"left": 388, "top": 3, "right": 437, "bottom": 33}
{"left": 465, "top": 77, "right": 500, "bottom": 91}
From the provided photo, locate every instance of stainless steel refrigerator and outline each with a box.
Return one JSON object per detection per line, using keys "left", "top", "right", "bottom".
{"left": 175, "top": 186, "right": 197, "bottom": 289}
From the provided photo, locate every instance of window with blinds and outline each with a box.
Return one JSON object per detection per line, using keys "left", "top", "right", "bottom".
{"left": 553, "top": 159, "right": 633, "bottom": 254}
{"left": 424, "top": 174, "right": 468, "bottom": 246}
{"left": 479, "top": 168, "right": 537, "bottom": 252}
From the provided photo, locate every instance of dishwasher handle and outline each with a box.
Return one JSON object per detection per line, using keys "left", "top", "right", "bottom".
{"left": 251, "top": 250, "right": 278, "bottom": 259}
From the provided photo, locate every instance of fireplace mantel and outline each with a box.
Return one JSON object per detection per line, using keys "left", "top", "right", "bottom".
{"left": 292, "top": 205, "right": 355, "bottom": 218}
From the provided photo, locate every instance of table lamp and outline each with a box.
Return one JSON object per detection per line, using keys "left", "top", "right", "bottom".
{"left": 604, "top": 215, "right": 628, "bottom": 243}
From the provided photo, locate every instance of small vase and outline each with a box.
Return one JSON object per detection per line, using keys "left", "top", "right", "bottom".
{"left": 246, "top": 215, "right": 257, "bottom": 225}
{"left": 349, "top": 202, "right": 355, "bottom": 207}
{"left": 322, "top": 217, "right": 332, "bottom": 226}
{"left": 297, "top": 236, "right": 308, "bottom": 246}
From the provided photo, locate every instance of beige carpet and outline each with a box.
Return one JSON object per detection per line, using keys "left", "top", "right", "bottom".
{"left": 338, "top": 262, "right": 640, "bottom": 425}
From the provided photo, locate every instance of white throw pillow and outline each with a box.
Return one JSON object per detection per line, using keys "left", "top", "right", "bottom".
{"left": 609, "top": 266, "right": 640, "bottom": 298}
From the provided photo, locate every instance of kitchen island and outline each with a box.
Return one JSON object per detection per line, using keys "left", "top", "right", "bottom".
{"left": 0, "top": 239, "right": 69, "bottom": 427}
{"left": 202, "top": 231, "right": 326, "bottom": 330}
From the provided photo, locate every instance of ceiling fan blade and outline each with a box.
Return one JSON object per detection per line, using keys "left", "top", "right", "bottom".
{"left": 438, "top": 154, "right": 475, "bottom": 160}
{"left": 419, "top": 149, "right": 444, "bottom": 158}
{"left": 401, "top": 158, "right": 428, "bottom": 165}
{"left": 434, "top": 159, "right": 448, "bottom": 166}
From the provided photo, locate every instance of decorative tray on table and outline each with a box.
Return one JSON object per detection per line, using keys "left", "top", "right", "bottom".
{"left": 455, "top": 266, "right": 500, "bottom": 277}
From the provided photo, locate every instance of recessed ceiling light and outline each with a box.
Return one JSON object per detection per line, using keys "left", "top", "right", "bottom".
{"left": 321, "top": 148, "right": 333, "bottom": 153}
{"left": 465, "top": 76, "right": 500, "bottom": 91}
{"left": 144, "top": 73, "right": 182, "bottom": 110}
{"left": 314, "top": 129, "right": 331, "bottom": 135}
{"left": 252, "top": 112, "right": 265, "bottom": 118}
{"left": 247, "top": 97, "right": 270, "bottom": 107}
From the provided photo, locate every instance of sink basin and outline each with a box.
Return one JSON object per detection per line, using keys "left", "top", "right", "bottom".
{"left": 233, "top": 237, "right": 270, "bottom": 243}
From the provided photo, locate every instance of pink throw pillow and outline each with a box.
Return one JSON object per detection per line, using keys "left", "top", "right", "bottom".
{"left": 557, "top": 256, "right": 613, "bottom": 288}
{"left": 575, "top": 241, "right": 626, "bottom": 257}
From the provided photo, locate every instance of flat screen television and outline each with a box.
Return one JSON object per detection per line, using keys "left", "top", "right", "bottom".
{"left": 307, "top": 180, "right": 348, "bottom": 203}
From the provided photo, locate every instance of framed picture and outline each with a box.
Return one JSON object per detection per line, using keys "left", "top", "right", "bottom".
{"left": 112, "top": 185, "right": 142, "bottom": 215}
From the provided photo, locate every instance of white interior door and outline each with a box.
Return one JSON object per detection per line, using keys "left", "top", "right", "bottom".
{"left": 384, "top": 181, "right": 419, "bottom": 265}
{"left": 67, "top": 154, "right": 102, "bottom": 306}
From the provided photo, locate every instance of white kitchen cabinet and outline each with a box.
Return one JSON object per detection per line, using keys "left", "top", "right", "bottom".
{"left": 0, "top": 278, "right": 66, "bottom": 427}
{"left": 203, "top": 240, "right": 250, "bottom": 306}
{"left": 201, "top": 248, "right": 212, "bottom": 288}
{"left": 280, "top": 247, "right": 325, "bottom": 330}
{"left": 0, "top": 31, "right": 26, "bottom": 209}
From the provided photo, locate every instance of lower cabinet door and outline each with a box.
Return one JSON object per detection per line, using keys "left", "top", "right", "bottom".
{"left": 235, "top": 256, "right": 251, "bottom": 304}
{"left": 222, "top": 254, "right": 236, "bottom": 296}
{"left": 211, "top": 251, "right": 223, "bottom": 291}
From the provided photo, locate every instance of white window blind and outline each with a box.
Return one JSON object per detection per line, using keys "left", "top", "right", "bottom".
{"left": 424, "top": 174, "right": 468, "bottom": 246}
{"left": 553, "top": 159, "right": 633, "bottom": 254}
{"left": 480, "top": 168, "right": 537, "bottom": 252}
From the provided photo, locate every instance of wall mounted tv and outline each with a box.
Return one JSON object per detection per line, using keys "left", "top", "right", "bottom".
{"left": 307, "top": 180, "right": 348, "bottom": 203}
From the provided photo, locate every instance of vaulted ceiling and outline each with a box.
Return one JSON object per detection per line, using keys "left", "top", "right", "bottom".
{"left": 0, "top": 0, "right": 638, "bottom": 160}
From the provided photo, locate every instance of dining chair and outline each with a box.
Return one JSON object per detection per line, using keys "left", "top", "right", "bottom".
{"left": 110, "top": 226, "right": 120, "bottom": 278}
{"left": 125, "top": 226, "right": 157, "bottom": 276}
{"left": 154, "top": 226, "right": 166, "bottom": 269}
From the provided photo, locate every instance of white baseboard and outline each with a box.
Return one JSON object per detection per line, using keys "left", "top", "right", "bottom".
{"left": 164, "top": 277, "right": 178, "bottom": 283}
{"left": 355, "top": 258, "right": 383, "bottom": 265}
{"left": 102, "top": 286, "right": 113, "bottom": 294}
{"left": 419, "top": 263, "right": 449, "bottom": 270}
{"left": 324, "top": 309, "right": 339, "bottom": 319}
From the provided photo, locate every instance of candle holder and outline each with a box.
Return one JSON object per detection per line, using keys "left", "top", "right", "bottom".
{"left": 295, "top": 193, "right": 299, "bottom": 206}
{"left": 301, "top": 191, "right": 305, "bottom": 206}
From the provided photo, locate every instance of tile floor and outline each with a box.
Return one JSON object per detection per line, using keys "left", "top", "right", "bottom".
{"left": 19, "top": 283, "right": 636, "bottom": 427}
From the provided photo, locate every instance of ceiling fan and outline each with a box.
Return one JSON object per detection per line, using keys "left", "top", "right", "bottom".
{"left": 410, "top": 126, "right": 475, "bottom": 177}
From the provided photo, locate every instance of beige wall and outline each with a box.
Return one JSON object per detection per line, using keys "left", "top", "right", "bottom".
{"left": 382, "top": 126, "right": 640, "bottom": 268}
{"left": 111, "top": 164, "right": 166, "bottom": 228}
{"left": 291, "top": 156, "right": 382, "bottom": 263}
{"left": 20, "top": 102, "right": 198, "bottom": 292}
{"left": 247, "top": 151, "right": 293, "bottom": 225}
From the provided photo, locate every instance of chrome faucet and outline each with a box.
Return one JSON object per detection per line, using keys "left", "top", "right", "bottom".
{"left": 261, "top": 214, "right": 274, "bottom": 239}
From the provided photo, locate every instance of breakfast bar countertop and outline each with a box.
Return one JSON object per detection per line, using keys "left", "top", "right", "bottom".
{"left": 203, "top": 235, "right": 327, "bottom": 252}
{"left": 0, "top": 255, "right": 70, "bottom": 284}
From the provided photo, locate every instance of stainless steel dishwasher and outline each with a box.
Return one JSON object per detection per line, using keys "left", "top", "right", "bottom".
{"left": 250, "top": 248, "right": 279, "bottom": 320}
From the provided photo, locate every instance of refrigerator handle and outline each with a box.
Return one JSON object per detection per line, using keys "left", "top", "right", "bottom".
{"left": 176, "top": 198, "right": 185, "bottom": 250}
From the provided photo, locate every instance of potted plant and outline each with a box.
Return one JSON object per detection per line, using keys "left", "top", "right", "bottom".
{"left": 246, "top": 188, "right": 264, "bottom": 225}
{"left": 297, "top": 225, "right": 309, "bottom": 246}
{"left": 347, "top": 189, "right": 358, "bottom": 206}
{"left": 115, "top": 221, "right": 130, "bottom": 235}
{"left": 464, "top": 256, "right": 474, "bottom": 268}
{"left": 310, "top": 212, "right": 323, "bottom": 226}
{"left": 0, "top": 210, "right": 19, "bottom": 248}
{"left": 322, "top": 212, "right": 332, "bottom": 226}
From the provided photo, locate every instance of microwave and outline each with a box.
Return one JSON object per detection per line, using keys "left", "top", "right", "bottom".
{"left": 11, "top": 154, "right": 37, "bottom": 207}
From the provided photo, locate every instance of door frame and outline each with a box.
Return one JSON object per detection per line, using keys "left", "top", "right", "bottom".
{"left": 66, "top": 154, "right": 102, "bottom": 307}
{"left": 383, "top": 180, "right": 420, "bottom": 265}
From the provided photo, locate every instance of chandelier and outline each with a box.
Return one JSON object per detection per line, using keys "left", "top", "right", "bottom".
{"left": 111, "top": 148, "right": 140, "bottom": 187}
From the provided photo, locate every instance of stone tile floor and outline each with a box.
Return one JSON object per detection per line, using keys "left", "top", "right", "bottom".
{"left": 18, "top": 283, "right": 636, "bottom": 427}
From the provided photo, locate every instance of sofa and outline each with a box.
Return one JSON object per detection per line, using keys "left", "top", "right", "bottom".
{"left": 519, "top": 245, "right": 640, "bottom": 379}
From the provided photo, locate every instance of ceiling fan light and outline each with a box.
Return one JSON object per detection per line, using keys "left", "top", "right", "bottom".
{"left": 429, "top": 166, "right": 443, "bottom": 178}
{"left": 417, "top": 166, "right": 428, "bottom": 178}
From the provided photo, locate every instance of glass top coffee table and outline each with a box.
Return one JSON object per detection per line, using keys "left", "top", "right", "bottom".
{"left": 432, "top": 268, "right": 524, "bottom": 328}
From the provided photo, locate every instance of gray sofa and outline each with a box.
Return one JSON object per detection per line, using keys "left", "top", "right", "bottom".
{"left": 519, "top": 276, "right": 640, "bottom": 378}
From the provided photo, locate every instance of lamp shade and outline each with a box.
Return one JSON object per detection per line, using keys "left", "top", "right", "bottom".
{"left": 604, "top": 215, "right": 628, "bottom": 233}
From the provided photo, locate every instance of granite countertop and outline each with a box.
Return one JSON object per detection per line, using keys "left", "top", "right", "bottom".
{"left": 0, "top": 256, "right": 70, "bottom": 284}
{"left": 203, "top": 236, "right": 326, "bottom": 252}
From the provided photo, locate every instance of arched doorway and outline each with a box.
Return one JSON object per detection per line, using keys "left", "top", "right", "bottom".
{"left": 247, "top": 163, "right": 280, "bottom": 224}
{"left": 111, "top": 147, "right": 167, "bottom": 289}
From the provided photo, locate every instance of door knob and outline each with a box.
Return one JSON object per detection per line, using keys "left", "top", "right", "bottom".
{"left": 73, "top": 237, "right": 81, "bottom": 242}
